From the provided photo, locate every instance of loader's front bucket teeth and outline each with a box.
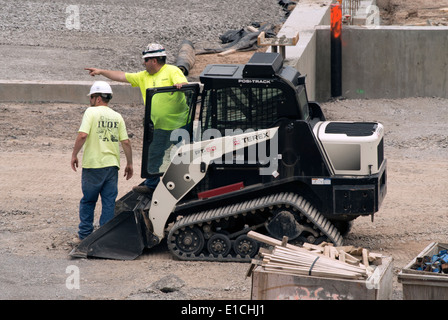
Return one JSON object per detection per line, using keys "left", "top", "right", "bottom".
{"left": 69, "top": 210, "right": 145, "bottom": 260}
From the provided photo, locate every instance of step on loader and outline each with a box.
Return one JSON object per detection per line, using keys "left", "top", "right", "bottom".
{"left": 70, "top": 52, "right": 387, "bottom": 261}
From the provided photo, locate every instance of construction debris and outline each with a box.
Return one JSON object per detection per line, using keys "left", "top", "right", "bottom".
{"left": 278, "top": 0, "right": 297, "bottom": 17}
{"left": 247, "top": 231, "right": 384, "bottom": 280}
{"left": 195, "top": 23, "right": 277, "bottom": 56}
{"left": 411, "top": 248, "right": 448, "bottom": 274}
{"left": 398, "top": 242, "right": 448, "bottom": 300}
{"left": 176, "top": 40, "right": 196, "bottom": 76}
{"left": 257, "top": 31, "right": 299, "bottom": 59}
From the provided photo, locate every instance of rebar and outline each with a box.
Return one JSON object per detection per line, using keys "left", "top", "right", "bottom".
{"left": 340, "top": 0, "right": 361, "bottom": 24}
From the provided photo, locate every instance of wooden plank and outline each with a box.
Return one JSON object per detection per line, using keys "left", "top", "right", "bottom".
{"left": 349, "top": 247, "right": 363, "bottom": 256}
{"left": 265, "top": 250, "right": 365, "bottom": 273}
{"left": 330, "top": 247, "right": 339, "bottom": 259}
{"left": 303, "top": 243, "right": 324, "bottom": 252}
{"left": 339, "top": 250, "right": 346, "bottom": 263}
{"left": 246, "top": 25, "right": 259, "bottom": 33}
{"left": 246, "top": 260, "right": 258, "bottom": 277}
{"left": 398, "top": 272, "right": 448, "bottom": 283}
{"left": 335, "top": 245, "right": 355, "bottom": 252}
{"left": 248, "top": 231, "right": 302, "bottom": 252}
{"left": 362, "top": 248, "right": 370, "bottom": 268}
{"left": 323, "top": 245, "right": 330, "bottom": 257}
{"left": 217, "top": 48, "right": 236, "bottom": 57}
{"left": 248, "top": 231, "right": 394, "bottom": 281}
{"left": 342, "top": 252, "right": 360, "bottom": 265}
{"left": 257, "top": 31, "right": 299, "bottom": 47}
{"left": 281, "top": 236, "right": 288, "bottom": 247}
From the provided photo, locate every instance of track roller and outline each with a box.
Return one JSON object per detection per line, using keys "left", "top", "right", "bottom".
{"left": 167, "top": 192, "right": 343, "bottom": 262}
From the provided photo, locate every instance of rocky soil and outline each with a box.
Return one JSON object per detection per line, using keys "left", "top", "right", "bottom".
{"left": 0, "top": 0, "right": 287, "bottom": 81}
{"left": 1, "top": 95, "right": 447, "bottom": 301}
{"left": 378, "top": 0, "right": 448, "bottom": 26}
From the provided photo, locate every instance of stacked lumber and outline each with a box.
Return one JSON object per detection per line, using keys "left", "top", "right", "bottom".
{"left": 302, "top": 242, "right": 383, "bottom": 270}
{"left": 247, "top": 231, "right": 384, "bottom": 281}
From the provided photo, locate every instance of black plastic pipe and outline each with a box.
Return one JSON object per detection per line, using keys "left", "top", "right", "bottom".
{"left": 331, "top": 3, "right": 342, "bottom": 97}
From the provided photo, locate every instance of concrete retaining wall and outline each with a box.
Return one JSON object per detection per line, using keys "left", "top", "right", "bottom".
{"left": 273, "top": 2, "right": 331, "bottom": 101}
{"left": 276, "top": 1, "right": 448, "bottom": 102}
{"left": 315, "top": 26, "right": 448, "bottom": 101}
{"left": 0, "top": 80, "right": 142, "bottom": 105}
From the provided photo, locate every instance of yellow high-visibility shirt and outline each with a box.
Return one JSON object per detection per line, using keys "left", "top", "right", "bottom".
{"left": 78, "top": 105, "right": 129, "bottom": 169}
{"left": 125, "top": 65, "right": 189, "bottom": 130}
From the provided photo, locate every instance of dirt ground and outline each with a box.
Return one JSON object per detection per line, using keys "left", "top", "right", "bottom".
{"left": 0, "top": 1, "right": 447, "bottom": 301}
{"left": 2, "top": 95, "right": 447, "bottom": 301}
{"left": 378, "top": 0, "right": 448, "bottom": 26}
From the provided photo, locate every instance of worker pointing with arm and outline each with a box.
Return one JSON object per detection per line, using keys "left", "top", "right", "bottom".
{"left": 71, "top": 81, "right": 133, "bottom": 241}
{"left": 85, "top": 43, "right": 188, "bottom": 196}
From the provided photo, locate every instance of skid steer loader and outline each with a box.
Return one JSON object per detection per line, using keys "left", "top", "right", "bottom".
{"left": 70, "top": 52, "right": 387, "bottom": 261}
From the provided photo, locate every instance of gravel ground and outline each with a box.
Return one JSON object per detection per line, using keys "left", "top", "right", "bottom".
{"left": 0, "top": 0, "right": 286, "bottom": 81}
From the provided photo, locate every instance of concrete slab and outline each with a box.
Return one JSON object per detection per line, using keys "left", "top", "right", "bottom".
{"left": 0, "top": 80, "right": 142, "bottom": 104}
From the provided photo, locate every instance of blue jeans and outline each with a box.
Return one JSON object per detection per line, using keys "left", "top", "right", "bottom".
{"left": 78, "top": 166, "right": 118, "bottom": 239}
{"left": 144, "top": 128, "right": 186, "bottom": 189}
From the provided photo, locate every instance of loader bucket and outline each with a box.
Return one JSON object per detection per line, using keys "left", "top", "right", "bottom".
{"left": 69, "top": 210, "right": 145, "bottom": 260}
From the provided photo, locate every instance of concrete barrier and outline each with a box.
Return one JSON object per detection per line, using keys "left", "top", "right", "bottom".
{"left": 0, "top": 80, "right": 142, "bottom": 105}
{"left": 315, "top": 26, "right": 448, "bottom": 101}
{"left": 271, "top": 1, "right": 332, "bottom": 101}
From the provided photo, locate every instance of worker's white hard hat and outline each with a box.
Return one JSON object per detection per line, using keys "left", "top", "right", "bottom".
{"left": 87, "top": 81, "right": 113, "bottom": 96}
{"left": 142, "top": 43, "right": 167, "bottom": 59}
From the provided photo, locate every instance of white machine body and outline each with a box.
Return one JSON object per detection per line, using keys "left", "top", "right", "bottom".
{"left": 314, "top": 121, "right": 384, "bottom": 176}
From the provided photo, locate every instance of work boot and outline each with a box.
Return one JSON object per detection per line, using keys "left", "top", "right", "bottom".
{"left": 132, "top": 185, "right": 155, "bottom": 195}
{"left": 71, "top": 236, "right": 82, "bottom": 247}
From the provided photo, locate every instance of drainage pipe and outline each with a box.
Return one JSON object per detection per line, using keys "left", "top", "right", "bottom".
{"left": 176, "top": 40, "right": 196, "bottom": 76}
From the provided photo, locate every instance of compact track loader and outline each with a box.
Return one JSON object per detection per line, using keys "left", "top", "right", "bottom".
{"left": 70, "top": 52, "right": 387, "bottom": 261}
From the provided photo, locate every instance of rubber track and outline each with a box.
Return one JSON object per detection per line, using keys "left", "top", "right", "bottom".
{"left": 167, "top": 192, "right": 343, "bottom": 262}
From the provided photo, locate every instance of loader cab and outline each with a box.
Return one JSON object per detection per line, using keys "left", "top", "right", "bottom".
{"left": 140, "top": 52, "right": 324, "bottom": 180}
{"left": 198, "top": 52, "right": 314, "bottom": 137}
{"left": 141, "top": 83, "right": 201, "bottom": 179}
{"left": 191, "top": 52, "right": 324, "bottom": 193}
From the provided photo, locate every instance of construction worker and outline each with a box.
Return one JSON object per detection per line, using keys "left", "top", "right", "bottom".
{"left": 71, "top": 81, "right": 133, "bottom": 240}
{"left": 85, "top": 43, "right": 188, "bottom": 196}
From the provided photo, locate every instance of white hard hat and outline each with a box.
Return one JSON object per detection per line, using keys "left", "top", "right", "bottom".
{"left": 142, "top": 43, "right": 167, "bottom": 59}
{"left": 87, "top": 81, "right": 113, "bottom": 96}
